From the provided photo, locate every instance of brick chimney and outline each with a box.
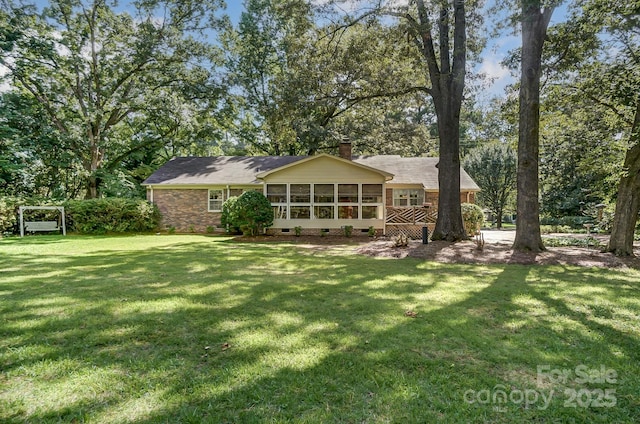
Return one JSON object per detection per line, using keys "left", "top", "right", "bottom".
{"left": 338, "top": 138, "right": 352, "bottom": 160}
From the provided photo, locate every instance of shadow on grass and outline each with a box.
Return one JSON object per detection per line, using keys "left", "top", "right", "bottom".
{"left": 1, "top": 236, "right": 639, "bottom": 423}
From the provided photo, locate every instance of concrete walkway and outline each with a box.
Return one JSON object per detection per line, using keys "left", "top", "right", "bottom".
{"left": 479, "top": 228, "right": 639, "bottom": 248}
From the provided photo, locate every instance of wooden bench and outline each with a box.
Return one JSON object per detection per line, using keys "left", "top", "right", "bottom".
{"left": 25, "top": 221, "right": 60, "bottom": 232}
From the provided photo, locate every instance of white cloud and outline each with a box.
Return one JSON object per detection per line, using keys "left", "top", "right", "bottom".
{"left": 479, "top": 54, "right": 510, "bottom": 82}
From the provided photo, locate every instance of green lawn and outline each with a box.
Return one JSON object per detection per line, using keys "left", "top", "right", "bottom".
{"left": 1, "top": 235, "right": 639, "bottom": 423}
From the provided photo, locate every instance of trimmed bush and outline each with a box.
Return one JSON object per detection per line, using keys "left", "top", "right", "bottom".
{"left": 0, "top": 197, "right": 18, "bottom": 234}
{"left": 221, "top": 196, "right": 241, "bottom": 234}
{"left": 462, "top": 203, "right": 484, "bottom": 236}
{"left": 64, "top": 198, "right": 160, "bottom": 234}
{"left": 221, "top": 191, "right": 273, "bottom": 236}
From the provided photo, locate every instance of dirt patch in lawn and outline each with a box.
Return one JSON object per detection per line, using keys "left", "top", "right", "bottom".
{"left": 233, "top": 234, "right": 640, "bottom": 269}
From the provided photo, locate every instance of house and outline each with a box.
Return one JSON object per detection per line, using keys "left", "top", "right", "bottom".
{"left": 142, "top": 143, "right": 480, "bottom": 237}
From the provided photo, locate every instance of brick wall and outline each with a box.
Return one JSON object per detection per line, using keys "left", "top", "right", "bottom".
{"left": 150, "top": 189, "right": 222, "bottom": 232}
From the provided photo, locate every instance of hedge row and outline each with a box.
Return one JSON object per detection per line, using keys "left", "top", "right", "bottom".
{"left": 0, "top": 197, "right": 160, "bottom": 235}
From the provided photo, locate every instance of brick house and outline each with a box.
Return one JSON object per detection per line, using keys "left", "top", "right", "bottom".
{"left": 142, "top": 143, "right": 480, "bottom": 237}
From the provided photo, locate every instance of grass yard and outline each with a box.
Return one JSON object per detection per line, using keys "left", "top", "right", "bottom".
{"left": 1, "top": 235, "right": 640, "bottom": 423}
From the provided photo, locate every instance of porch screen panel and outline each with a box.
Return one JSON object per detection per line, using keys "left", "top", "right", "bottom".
{"left": 338, "top": 184, "right": 358, "bottom": 203}
{"left": 290, "top": 184, "right": 310, "bottom": 203}
{"left": 267, "top": 184, "right": 287, "bottom": 220}
{"left": 338, "top": 205, "right": 358, "bottom": 219}
{"left": 267, "top": 184, "right": 287, "bottom": 203}
{"left": 314, "top": 184, "right": 334, "bottom": 203}
{"left": 314, "top": 205, "right": 334, "bottom": 219}
{"left": 362, "top": 206, "right": 382, "bottom": 219}
{"left": 290, "top": 206, "right": 310, "bottom": 219}
{"left": 362, "top": 184, "right": 383, "bottom": 203}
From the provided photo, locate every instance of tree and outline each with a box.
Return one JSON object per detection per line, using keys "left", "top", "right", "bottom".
{"left": 512, "top": 0, "right": 556, "bottom": 252}
{"left": 400, "top": 0, "right": 472, "bottom": 241}
{"left": 0, "top": 92, "right": 83, "bottom": 198}
{"left": 0, "top": 0, "right": 226, "bottom": 198}
{"left": 464, "top": 143, "right": 517, "bottom": 228}
{"left": 539, "top": 89, "right": 625, "bottom": 217}
{"left": 587, "top": 1, "right": 640, "bottom": 256}
{"left": 224, "top": 0, "right": 430, "bottom": 156}
{"left": 540, "top": 0, "right": 639, "bottom": 255}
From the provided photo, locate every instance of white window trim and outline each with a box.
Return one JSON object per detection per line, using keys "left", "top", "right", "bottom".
{"left": 208, "top": 189, "right": 225, "bottom": 212}
{"left": 266, "top": 183, "right": 384, "bottom": 221}
{"left": 393, "top": 188, "right": 424, "bottom": 207}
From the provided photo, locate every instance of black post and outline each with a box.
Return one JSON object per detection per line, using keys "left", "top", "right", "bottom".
{"left": 422, "top": 226, "right": 429, "bottom": 244}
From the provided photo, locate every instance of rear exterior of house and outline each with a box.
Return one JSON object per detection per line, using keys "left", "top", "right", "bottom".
{"left": 143, "top": 146, "right": 480, "bottom": 237}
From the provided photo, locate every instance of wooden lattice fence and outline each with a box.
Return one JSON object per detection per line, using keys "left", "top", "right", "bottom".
{"left": 385, "top": 206, "right": 437, "bottom": 239}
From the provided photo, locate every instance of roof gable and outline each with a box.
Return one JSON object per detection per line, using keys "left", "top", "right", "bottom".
{"left": 255, "top": 154, "right": 393, "bottom": 182}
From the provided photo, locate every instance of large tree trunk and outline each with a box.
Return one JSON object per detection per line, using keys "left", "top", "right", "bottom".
{"left": 607, "top": 103, "right": 640, "bottom": 256}
{"left": 426, "top": 0, "right": 467, "bottom": 242}
{"left": 513, "top": 2, "right": 553, "bottom": 252}
{"left": 431, "top": 96, "right": 465, "bottom": 241}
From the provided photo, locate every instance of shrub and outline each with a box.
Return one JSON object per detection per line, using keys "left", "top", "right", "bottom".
{"left": 221, "top": 196, "right": 241, "bottom": 234}
{"left": 461, "top": 203, "right": 484, "bottom": 236}
{"left": 343, "top": 225, "right": 353, "bottom": 237}
{"left": 221, "top": 191, "right": 273, "bottom": 236}
{"left": 206, "top": 225, "right": 216, "bottom": 234}
{"left": 65, "top": 198, "right": 160, "bottom": 234}
{"left": 294, "top": 226, "right": 302, "bottom": 237}
{"left": 0, "top": 197, "right": 18, "bottom": 234}
{"left": 368, "top": 226, "right": 376, "bottom": 237}
{"left": 540, "top": 215, "right": 593, "bottom": 229}
{"left": 542, "top": 236, "right": 603, "bottom": 248}
{"left": 540, "top": 225, "right": 574, "bottom": 234}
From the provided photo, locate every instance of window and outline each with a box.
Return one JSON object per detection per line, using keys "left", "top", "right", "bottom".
{"left": 362, "top": 184, "right": 383, "bottom": 203}
{"left": 273, "top": 205, "right": 287, "bottom": 220}
{"left": 266, "top": 184, "right": 287, "bottom": 203}
{"left": 208, "top": 189, "right": 224, "bottom": 211}
{"left": 314, "top": 205, "right": 334, "bottom": 219}
{"left": 393, "top": 189, "right": 424, "bottom": 207}
{"left": 362, "top": 205, "right": 381, "bottom": 219}
{"left": 338, "top": 205, "right": 358, "bottom": 219}
{"left": 290, "top": 184, "right": 310, "bottom": 203}
{"left": 314, "top": 184, "right": 334, "bottom": 203}
{"left": 338, "top": 184, "right": 358, "bottom": 203}
{"left": 290, "top": 206, "right": 310, "bottom": 219}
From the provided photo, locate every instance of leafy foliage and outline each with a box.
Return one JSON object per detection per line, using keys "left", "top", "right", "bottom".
{"left": 64, "top": 198, "right": 160, "bottom": 234}
{"left": 0, "top": 196, "right": 18, "bottom": 234}
{"left": 464, "top": 143, "right": 516, "bottom": 228}
{"left": 0, "top": 0, "right": 228, "bottom": 198}
{"left": 461, "top": 203, "right": 484, "bottom": 236}
{"left": 221, "top": 191, "right": 273, "bottom": 236}
{"left": 221, "top": 196, "right": 241, "bottom": 234}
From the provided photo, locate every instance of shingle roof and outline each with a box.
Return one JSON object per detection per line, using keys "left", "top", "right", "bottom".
{"left": 142, "top": 156, "right": 304, "bottom": 185}
{"left": 353, "top": 156, "right": 480, "bottom": 191}
{"left": 143, "top": 155, "right": 480, "bottom": 191}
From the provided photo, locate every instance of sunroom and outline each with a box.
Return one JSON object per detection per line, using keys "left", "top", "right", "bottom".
{"left": 256, "top": 154, "right": 393, "bottom": 235}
